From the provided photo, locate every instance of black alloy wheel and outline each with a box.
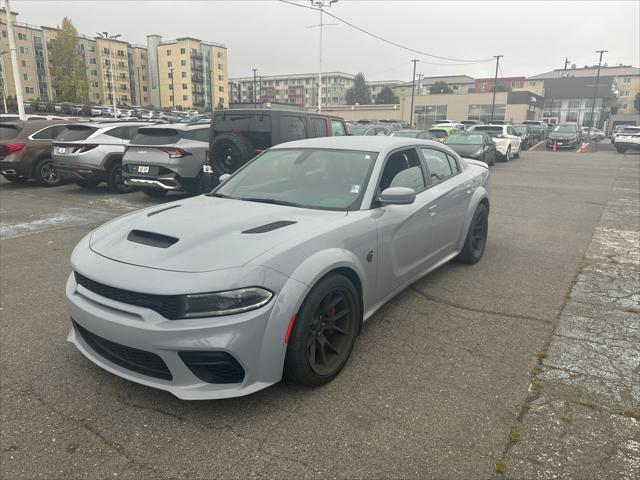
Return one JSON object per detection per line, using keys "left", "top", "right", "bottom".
{"left": 34, "top": 158, "right": 63, "bottom": 187}
{"left": 285, "top": 274, "right": 360, "bottom": 386}
{"left": 457, "top": 203, "right": 489, "bottom": 264}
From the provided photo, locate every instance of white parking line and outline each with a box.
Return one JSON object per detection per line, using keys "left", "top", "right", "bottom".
{"left": 531, "top": 140, "right": 544, "bottom": 151}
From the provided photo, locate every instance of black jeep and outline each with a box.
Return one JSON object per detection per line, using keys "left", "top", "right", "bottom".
{"left": 207, "top": 109, "right": 348, "bottom": 178}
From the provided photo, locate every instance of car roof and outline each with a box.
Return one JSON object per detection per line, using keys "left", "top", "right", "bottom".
{"left": 2, "top": 120, "right": 70, "bottom": 133}
{"left": 64, "top": 121, "right": 155, "bottom": 128}
{"left": 138, "top": 122, "right": 208, "bottom": 131}
{"left": 214, "top": 108, "right": 343, "bottom": 119}
{"left": 270, "top": 135, "right": 444, "bottom": 152}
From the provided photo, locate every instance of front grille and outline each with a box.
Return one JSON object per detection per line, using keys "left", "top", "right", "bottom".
{"left": 74, "top": 321, "right": 172, "bottom": 380}
{"left": 74, "top": 271, "right": 182, "bottom": 319}
{"left": 179, "top": 351, "right": 245, "bottom": 384}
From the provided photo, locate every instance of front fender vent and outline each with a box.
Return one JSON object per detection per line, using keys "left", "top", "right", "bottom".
{"left": 241, "top": 220, "right": 297, "bottom": 234}
{"left": 127, "top": 229, "right": 179, "bottom": 248}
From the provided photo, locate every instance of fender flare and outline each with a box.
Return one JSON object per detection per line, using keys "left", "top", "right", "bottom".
{"left": 103, "top": 153, "right": 124, "bottom": 173}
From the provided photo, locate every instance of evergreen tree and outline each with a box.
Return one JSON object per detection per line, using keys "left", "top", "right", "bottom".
{"left": 429, "top": 81, "right": 452, "bottom": 94}
{"left": 345, "top": 73, "right": 371, "bottom": 105}
{"left": 375, "top": 86, "right": 399, "bottom": 104}
{"left": 50, "top": 17, "right": 89, "bottom": 103}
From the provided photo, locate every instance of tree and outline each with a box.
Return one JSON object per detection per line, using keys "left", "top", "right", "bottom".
{"left": 345, "top": 72, "right": 371, "bottom": 105}
{"left": 50, "top": 17, "right": 88, "bottom": 103}
{"left": 634, "top": 92, "right": 640, "bottom": 112}
{"left": 429, "top": 81, "right": 452, "bottom": 94}
{"left": 374, "top": 86, "right": 399, "bottom": 104}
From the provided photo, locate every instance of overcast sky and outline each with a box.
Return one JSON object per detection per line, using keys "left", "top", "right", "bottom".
{"left": 8, "top": 0, "right": 640, "bottom": 81}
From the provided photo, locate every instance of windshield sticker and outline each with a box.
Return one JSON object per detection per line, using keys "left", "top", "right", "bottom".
{"left": 350, "top": 185, "right": 360, "bottom": 194}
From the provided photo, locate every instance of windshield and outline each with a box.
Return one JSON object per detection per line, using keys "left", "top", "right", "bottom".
{"left": 428, "top": 129, "right": 448, "bottom": 138}
{"left": 350, "top": 126, "right": 369, "bottom": 135}
{"left": 553, "top": 125, "right": 577, "bottom": 133}
{"left": 214, "top": 148, "right": 377, "bottom": 211}
{"left": 393, "top": 131, "right": 418, "bottom": 138}
{"left": 473, "top": 127, "right": 502, "bottom": 136}
{"left": 445, "top": 134, "right": 483, "bottom": 145}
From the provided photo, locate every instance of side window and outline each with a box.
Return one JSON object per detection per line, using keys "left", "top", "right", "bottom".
{"left": 378, "top": 149, "right": 425, "bottom": 193}
{"left": 331, "top": 120, "right": 346, "bottom": 136}
{"left": 280, "top": 116, "right": 307, "bottom": 142}
{"left": 365, "top": 127, "right": 376, "bottom": 136}
{"left": 311, "top": 118, "right": 328, "bottom": 138}
{"left": 104, "top": 126, "right": 129, "bottom": 139}
{"left": 446, "top": 153, "right": 460, "bottom": 174}
{"left": 126, "top": 126, "right": 144, "bottom": 139}
{"left": 420, "top": 148, "right": 454, "bottom": 185}
{"left": 184, "top": 128, "right": 210, "bottom": 142}
{"left": 31, "top": 125, "right": 66, "bottom": 140}
{"left": 507, "top": 126, "right": 516, "bottom": 136}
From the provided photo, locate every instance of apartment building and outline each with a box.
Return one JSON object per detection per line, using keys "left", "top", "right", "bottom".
{"left": 368, "top": 80, "right": 403, "bottom": 101}
{"left": 229, "top": 72, "right": 355, "bottom": 108}
{"left": 1, "top": 9, "right": 51, "bottom": 101}
{"left": 128, "top": 45, "right": 150, "bottom": 106}
{"left": 394, "top": 75, "right": 476, "bottom": 96}
{"left": 147, "top": 35, "right": 228, "bottom": 111}
{"left": 474, "top": 76, "right": 526, "bottom": 93}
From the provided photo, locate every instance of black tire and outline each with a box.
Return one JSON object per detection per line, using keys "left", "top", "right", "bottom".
{"left": 2, "top": 174, "right": 28, "bottom": 183}
{"left": 33, "top": 158, "right": 63, "bottom": 187}
{"left": 285, "top": 274, "right": 361, "bottom": 387}
{"left": 75, "top": 179, "right": 100, "bottom": 189}
{"left": 488, "top": 154, "right": 495, "bottom": 166}
{"left": 458, "top": 203, "right": 489, "bottom": 264}
{"left": 616, "top": 146, "right": 627, "bottom": 154}
{"left": 142, "top": 187, "right": 168, "bottom": 198}
{"left": 106, "top": 161, "right": 133, "bottom": 193}
{"left": 211, "top": 132, "right": 255, "bottom": 174}
{"left": 514, "top": 143, "right": 521, "bottom": 158}
{"left": 501, "top": 146, "right": 511, "bottom": 162}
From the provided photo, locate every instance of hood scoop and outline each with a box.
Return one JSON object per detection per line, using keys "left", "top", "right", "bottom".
{"left": 127, "top": 229, "right": 179, "bottom": 248}
{"left": 147, "top": 204, "right": 181, "bottom": 217}
{"left": 242, "top": 220, "right": 297, "bottom": 234}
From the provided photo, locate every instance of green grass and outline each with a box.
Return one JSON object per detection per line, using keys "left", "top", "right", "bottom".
{"left": 495, "top": 459, "right": 507, "bottom": 474}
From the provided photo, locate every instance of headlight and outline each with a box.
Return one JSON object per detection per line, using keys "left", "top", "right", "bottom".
{"left": 180, "top": 287, "right": 273, "bottom": 318}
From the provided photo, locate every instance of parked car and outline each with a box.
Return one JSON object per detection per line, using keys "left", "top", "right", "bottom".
{"left": 65, "top": 135, "right": 490, "bottom": 399}
{"left": 522, "top": 120, "right": 549, "bottom": 141}
{"left": 460, "top": 120, "right": 483, "bottom": 129}
{"left": 582, "top": 127, "right": 605, "bottom": 142}
{"left": 122, "top": 123, "right": 210, "bottom": 197}
{"left": 512, "top": 124, "right": 533, "bottom": 149}
{"left": 427, "top": 126, "right": 455, "bottom": 143}
{"left": 610, "top": 125, "right": 634, "bottom": 143}
{"left": 546, "top": 123, "right": 582, "bottom": 149}
{"left": 468, "top": 125, "right": 522, "bottom": 161}
{"left": 444, "top": 132, "right": 496, "bottom": 166}
{"left": 52, "top": 121, "right": 154, "bottom": 192}
{"left": 613, "top": 126, "right": 640, "bottom": 153}
{"left": 209, "top": 109, "right": 348, "bottom": 175}
{"left": 0, "top": 120, "right": 70, "bottom": 186}
{"left": 391, "top": 129, "right": 435, "bottom": 140}
{"left": 350, "top": 124, "right": 391, "bottom": 136}
{"left": 432, "top": 122, "right": 466, "bottom": 132}
{"left": 0, "top": 114, "right": 66, "bottom": 121}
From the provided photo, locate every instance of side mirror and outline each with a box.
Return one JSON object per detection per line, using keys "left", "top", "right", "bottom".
{"left": 379, "top": 187, "right": 416, "bottom": 205}
{"left": 219, "top": 173, "right": 231, "bottom": 184}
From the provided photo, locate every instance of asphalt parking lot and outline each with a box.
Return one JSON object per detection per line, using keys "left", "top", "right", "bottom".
{"left": 1, "top": 148, "right": 638, "bottom": 479}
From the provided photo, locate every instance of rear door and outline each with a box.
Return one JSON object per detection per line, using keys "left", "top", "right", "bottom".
{"left": 310, "top": 117, "right": 329, "bottom": 138}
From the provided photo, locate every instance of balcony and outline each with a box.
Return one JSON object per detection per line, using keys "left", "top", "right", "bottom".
{"left": 190, "top": 51, "right": 203, "bottom": 60}
{"left": 191, "top": 63, "right": 204, "bottom": 72}
{"left": 192, "top": 73, "right": 204, "bottom": 83}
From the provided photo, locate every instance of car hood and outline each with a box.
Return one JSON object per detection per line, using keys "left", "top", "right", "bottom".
{"left": 446, "top": 144, "right": 483, "bottom": 156}
{"left": 548, "top": 132, "right": 578, "bottom": 140}
{"left": 89, "top": 195, "right": 347, "bottom": 273}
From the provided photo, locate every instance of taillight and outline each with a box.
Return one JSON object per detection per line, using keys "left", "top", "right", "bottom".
{"left": 0, "top": 143, "right": 25, "bottom": 155}
{"left": 159, "top": 147, "right": 188, "bottom": 158}
{"left": 203, "top": 149, "right": 213, "bottom": 173}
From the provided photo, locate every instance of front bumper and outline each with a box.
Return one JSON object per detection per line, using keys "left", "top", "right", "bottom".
{"left": 546, "top": 138, "right": 580, "bottom": 149}
{"left": 615, "top": 141, "right": 640, "bottom": 151}
{"left": 65, "top": 259, "right": 308, "bottom": 400}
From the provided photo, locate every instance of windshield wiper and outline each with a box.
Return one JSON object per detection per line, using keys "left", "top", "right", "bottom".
{"left": 207, "top": 192, "right": 230, "bottom": 198}
{"left": 239, "top": 197, "right": 300, "bottom": 207}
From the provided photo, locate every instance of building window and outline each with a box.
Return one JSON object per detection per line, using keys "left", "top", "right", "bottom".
{"left": 217, "top": 63, "right": 223, "bottom": 70}
{"left": 219, "top": 86, "right": 224, "bottom": 92}
{"left": 169, "top": 84, "right": 173, "bottom": 90}
{"left": 623, "top": 77, "right": 632, "bottom": 83}
{"left": 143, "top": 86, "right": 148, "bottom": 92}
{"left": 218, "top": 75, "right": 223, "bottom": 81}
{"left": 621, "top": 103, "right": 628, "bottom": 110}
{"left": 91, "top": 70, "right": 97, "bottom": 76}
{"left": 166, "top": 49, "right": 172, "bottom": 56}
{"left": 117, "top": 49, "right": 124, "bottom": 56}
{"left": 2, "top": 30, "right": 7, "bottom": 38}
{"left": 568, "top": 100, "right": 580, "bottom": 109}
{"left": 528, "top": 80, "right": 537, "bottom": 86}
{"left": 21, "top": 60, "right": 27, "bottom": 67}
{"left": 181, "top": 59, "right": 186, "bottom": 66}
{"left": 511, "top": 81, "right": 520, "bottom": 88}
{"left": 19, "top": 46, "right": 27, "bottom": 55}
{"left": 167, "top": 61, "right": 172, "bottom": 67}
{"left": 89, "top": 58, "right": 97, "bottom": 64}
{"left": 25, "top": 87, "right": 34, "bottom": 94}
{"left": 104, "top": 59, "right": 111, "bottom": 66}
{"left": 103, "top": 47, "right": 110, "bottom": 54}
{"left": 467, "top": 104, "right": 506, "bottom": 123}
{"left": 183, "top": 95, "right": 188, "bottom": 100}
{"left": 479, "top": 82, "right": 487, "bottom": 89}
{"left": 182, "top": 83, "right": 188, "bottom": 89}
{"left": 141, "top": 54, "right": 146, "bottom": 60}
{"left": 180, "top": 48, "right": 186, "bottom": 54}
{"left": 89, "top": 46, "right": 95, "bottom": 53}
{"left": 621, "top": 90, "right": 629, "bottom": 97}
{"left": 23, "top": 73, "right": 29, "bottom": 81}
{"left": 219, "top": 96, "right": 224, "bottom": 105}
{"left": 169, "top": 95, "right": 174, "bottom": 101}
{"left": 181, "top": 71, "right": 187, "bottom": 78}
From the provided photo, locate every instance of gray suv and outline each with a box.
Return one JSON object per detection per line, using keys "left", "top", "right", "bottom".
{"left": 122, "top": 123, "right": 210, "bottom": 198}
{"left": 52, "top": 121, "right": 154, "bottom": 192}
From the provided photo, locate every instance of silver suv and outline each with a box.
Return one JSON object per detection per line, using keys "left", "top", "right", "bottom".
{"left": 52, "top": 121, "right": 154, "bottom": 192}
{"left": 122, "top": 123, "right": 210, "bottom": 198}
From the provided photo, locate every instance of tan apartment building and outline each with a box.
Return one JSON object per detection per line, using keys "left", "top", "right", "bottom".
{"left": 128, "top": 45, "right": 150, "bottom": 106}
{"left": 148, "top": 35, "right": 228, "bottom": 111}
{"left": 393, "top": 75, "right": 476, "bottom": 97}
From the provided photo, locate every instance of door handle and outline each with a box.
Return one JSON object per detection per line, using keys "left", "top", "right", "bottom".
{"left": 428, "top": 204, "right": 438, "bottom": 216}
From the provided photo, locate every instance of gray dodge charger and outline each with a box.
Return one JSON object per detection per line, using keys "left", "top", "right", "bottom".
{"left": 66, "top": 136, "right": 490, "bottom": 400}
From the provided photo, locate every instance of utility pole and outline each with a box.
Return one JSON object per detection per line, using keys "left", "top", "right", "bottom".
{"left": 490, "top": 54, "right": 503, "bottom": 123}
{"left": 96, "top": 32, "right": 120, "bottom": 116}
{"left": 416, "top": 73, "right": 424, "bottom": 94}
{"left": 310, "top": 0, "right": 338, "bottom": 112}
{"left": 589, "top": 49, "right": 607, "bottom": 128}
{"left": 409, "top": 59, "right": 418, "bottom": 127}
{"left": 169, "top": 68, "right": 175, "bottom": 108}
{"left": 0, "top": 51, "right": 9, "bottom": 113}
{"left": 5, "top": 0, "right": 26, "bottom": 120}
{"left": 564, "top": 57, "right": 570, "bottom": 71}
{"left": 252, "top": 68, "right": 257, "bottom": 108}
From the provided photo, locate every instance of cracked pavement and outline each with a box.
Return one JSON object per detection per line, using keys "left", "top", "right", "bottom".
{"left": 1, "top": 149, "right": 637, "bottom": 479}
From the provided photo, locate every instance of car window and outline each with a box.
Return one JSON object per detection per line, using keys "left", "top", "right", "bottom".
{"left": 331, "top": 120, "right": 346, "bottom": 136}
{"left": 446, "top": 153, "right": 460, "bottom": 174}
{"left": 420, "top": 148, "right": 454, "bottom": 185}
{"left": 104, "top": 126, "right": 130, "bottom": 139}
{"left": 0, "top": 125, "right": 21, "bottom": 140}
{"left": 55, "top": 125, "right": 98, "bottom": 141}
{"left": 31, "top": 124, "right": 67, "bottom": 140}
{"left": 378, "top": 148, "right": 425, "bottom": 192}
{"left": 507, "top": 127, "right": 516, "bottom": 136}
{"left": 183, "top": 127, "right": 210, "bottom": 142}
{"left": 281, "top": 116, "right": 307, "bottom": 142}
{"left": 311, "top": 118, "right": 328, "bottom": 138}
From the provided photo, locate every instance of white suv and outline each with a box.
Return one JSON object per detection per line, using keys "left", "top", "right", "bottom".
{"left": 469, "top": 124, "right": 522, "bottom": 161}
{"left": 614, "top": 126, "right": 640, "bottom": 153}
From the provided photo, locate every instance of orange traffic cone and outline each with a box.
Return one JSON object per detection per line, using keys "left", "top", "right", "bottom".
{"left": 578, "top": 142, "right": 588, "bottom": 153}
{"left": 553, "top": 141, "right": 557, "bottom": 152}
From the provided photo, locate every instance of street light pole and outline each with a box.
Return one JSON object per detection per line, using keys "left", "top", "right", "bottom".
{"left": 310, "top": 0, "right": 337, "bottom": 112}
{"left": 490, "top": 54, "right": 503, "bottom": 123}
{"left": 589, "top": 49, "right": 607, "bottom": 128}
{"left": 409, "top": 59, "right": 418, "bottom": 127}
{"left": 252, "top": 68, "right": 257, "bottom": 108}
{"left": 5, "top": 0, "right": 26, "bottom": 120}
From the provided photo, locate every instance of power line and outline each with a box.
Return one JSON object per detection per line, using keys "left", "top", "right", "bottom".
{"left": 278, "top": 0, "right": 493, "bottom": 64}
